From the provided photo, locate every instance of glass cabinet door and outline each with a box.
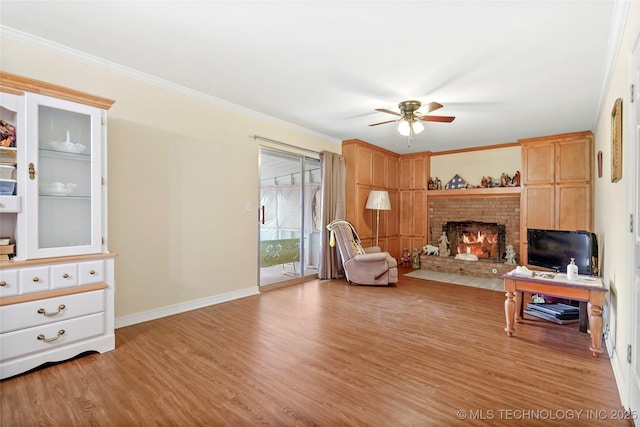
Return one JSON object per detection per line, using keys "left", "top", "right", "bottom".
{"left": 25, "top": 93, "right": 103, "bottom": 258}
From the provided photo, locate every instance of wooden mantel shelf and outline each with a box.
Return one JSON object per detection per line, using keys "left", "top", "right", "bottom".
{"left": 426, "top": 187, "right": 521, "bottom": 198}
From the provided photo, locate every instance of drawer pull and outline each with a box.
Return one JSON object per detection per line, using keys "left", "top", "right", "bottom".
{"left": 0, "top": 281, "right": 6, "bottom": 287}
{"left": 37, "top": 304, "right": 66, "bottom": 317}
{"left": 32, "top": 277, "right": 40, "bottom": 283}
{"left": 89, "top": 270, "right": 96, "bottom": 275}
{"left": 63, "top": 273, "right": 69, "bottom": 279}
{"left": 37, "top": 329, "right": 65, "bottom": 343}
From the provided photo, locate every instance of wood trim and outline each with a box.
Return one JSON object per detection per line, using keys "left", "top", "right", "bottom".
{"left": 430, "top": 141, "right": 520, "bottom": 156}
{"left": 0, "top": 252, "right": 118, "bottom": 269}
{"left": 426, "top": 186, "right": 521, "bottom": 198}
{"left": 0, "top": 72, "right": 115, "bottom": 110}
{"left": 342, "top": 139, "right": 401, "bottom": 158}
{"left": 518, "top": 130, "right": 594, "bottom": 145}
{"left": 0, "top": 283, "right": 108, "bottom": 306}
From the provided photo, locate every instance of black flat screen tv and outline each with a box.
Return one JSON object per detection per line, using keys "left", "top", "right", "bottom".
{"left": 527, "top": 229, "right": 598, "bottom": 276}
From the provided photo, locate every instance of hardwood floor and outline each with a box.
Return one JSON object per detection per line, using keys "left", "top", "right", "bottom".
{"left": 1, "top": 267, "right": 633, "bottom": 426}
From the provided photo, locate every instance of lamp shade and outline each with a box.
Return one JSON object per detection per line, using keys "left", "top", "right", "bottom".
{"left": 412, "top": 121, "right": 424, "bottom": 134}
{"left": 365, "top": 190, "right": 391, "bottom": 211}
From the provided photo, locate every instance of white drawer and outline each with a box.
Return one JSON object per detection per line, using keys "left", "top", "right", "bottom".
{"left": 79, "top": 260, "right": 104, "bottom": 285}
{"left": 51, "top": 263, "right": 79, "bottom": 289}
{"left": 19, "top": 266, "right": 50, "bottom": 294}
{"left": 0, "top": 195, "right": 21, "bottom": 213}
{"left": 0, "top": 290, "right": 105, "bottom": 333}
{"left": 0, "top": 269, "right": 19, "bottom": 298}
{"left": 0, "top": 312, "right": 105, "bottom": 361}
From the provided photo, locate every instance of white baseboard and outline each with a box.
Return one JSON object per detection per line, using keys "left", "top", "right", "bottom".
{"left": 606, "top": 334, "right": 629, "bottom": 408}
{"left": 114, "top": 287, "right": 260, "bottom": 329}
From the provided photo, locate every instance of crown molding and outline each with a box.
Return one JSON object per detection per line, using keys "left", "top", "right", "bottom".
{"left": 591, "top": 0, "right": 630, "bottom": 131}
{"left": 0, "top": 25, "right": 341, "bottom": 146}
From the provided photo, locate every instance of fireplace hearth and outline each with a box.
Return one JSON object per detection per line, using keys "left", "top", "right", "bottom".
{"left": 443, "top": 221, "right": 506, "bottom": 261}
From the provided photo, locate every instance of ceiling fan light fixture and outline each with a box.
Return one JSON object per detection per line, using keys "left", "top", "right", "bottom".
{"left": 397, "top": 120, "right": 411, "bottom": 136}
{"left": 412, "top": 120, "right": 424, "bottom": 134}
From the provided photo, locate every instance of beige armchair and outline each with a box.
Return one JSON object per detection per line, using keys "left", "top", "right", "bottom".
{"left": 326, "top": 220, "right": 398, "bottom": 285}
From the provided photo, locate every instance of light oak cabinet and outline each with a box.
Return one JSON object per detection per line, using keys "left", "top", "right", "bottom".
{"left": 344, "top": 139, "right": 432, "bottom": 259}
{"left": 398, "top": 155, "right": 430, "bottom": 254}
{"left": 520, "top": 131, "right": 594, "bottom": 265}
{"left": 343, "top": 139, "right": 399, "bottom": 257}
{"left": 0, "top": 72, "right": 116, "bottom": 379}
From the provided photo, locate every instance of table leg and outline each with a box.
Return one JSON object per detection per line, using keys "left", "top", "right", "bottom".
{"left": 505, "top": 291, "right": 516, "bottom": 336}
{"left": 515, "top": 291, "right": 522, "bottom": 323}
{"left": 588, "top": 302, "right": 604, "bottom": 358}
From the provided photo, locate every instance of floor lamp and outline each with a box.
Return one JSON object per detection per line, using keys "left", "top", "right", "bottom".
{"left": 365, "top": 190, "right": 391, "bottom": 247}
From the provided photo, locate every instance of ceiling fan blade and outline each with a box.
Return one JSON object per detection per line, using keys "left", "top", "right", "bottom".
{"left": 424, "top": 102, "right": 444, "bottom": 113}
{"left": 420, "top": 115, "right": 456, "bottom": 123}
{"left": 374, "top": 108, "right": 402, "bottom": 117}
{"left": 369, "top": 118, "right": 400, "bottom": 126}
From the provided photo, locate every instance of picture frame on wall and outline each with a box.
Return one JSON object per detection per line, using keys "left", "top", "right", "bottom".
{"left": 611, "top": 98, "right": 622, "bottom": 182}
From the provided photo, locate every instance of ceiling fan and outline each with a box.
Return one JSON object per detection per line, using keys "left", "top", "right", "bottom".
{"left": 369, "top": 100, "right": 455, "bottom": 145}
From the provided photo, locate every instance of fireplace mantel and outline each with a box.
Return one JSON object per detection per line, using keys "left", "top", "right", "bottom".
{"left": 426, "top": 187, "right": 521, "bottom": 199}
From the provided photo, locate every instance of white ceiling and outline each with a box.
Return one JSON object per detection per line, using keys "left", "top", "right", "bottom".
{"left": 0, "top": 1, "right": 625, "bottom": 154}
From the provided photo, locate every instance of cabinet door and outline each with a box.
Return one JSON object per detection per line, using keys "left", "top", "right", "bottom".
{"left": 386, "top": 190, "right": 399, "bottom": 237}
{"left": 522, "top": 142, "right": 555, "bottom": 184}
{"left": 399, "top": 190, "right": 413, "bottom": 235}
{"left": 399, "top": 158, "right": 412, "bottom": 189}
{"left": 372, "top": 151, "right": 386, "bottom": 188}
{"left": 556, "top": 137, "right": 592, "bottom": 183}
{"left": 25, "top": 93, "right": 104, "bottom": 258}
{"left": 354, "top": 185, "right": 373, "bottom": 239}
{"left": 356, "top": 146, "right": 372, "bottom": 185}
{"left": 522, "top": 185, "right": 555, "bottom": 230}
{"left": 386, "top": 156, "right": 399, "bottom": 189}
{"left": 411, "top": 158, "right": 427, "bottom": 190}
{"left": 412, "top": 190, "right": 426, "bottom": 237}
{"left": 556, "top": 183, "right": 592, "bottom": 231}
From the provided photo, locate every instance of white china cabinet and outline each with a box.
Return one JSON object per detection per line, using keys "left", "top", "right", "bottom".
{"left": 0, "top": 72, "right": 116, "bottom": 380}
{"left": 25, "top": 93, "right": 104, "bottom": 259}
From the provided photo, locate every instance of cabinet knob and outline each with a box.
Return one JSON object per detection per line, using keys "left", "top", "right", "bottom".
{"left": 0, "top": 281, "right": 6, "bottom": 287}
{"left": 37, "top": 304, "right": 66, "bottom": 317}
{"left": 63, "top": 273, "right": 69, "bottom": 279}
{"left": 89, "top": 270, "right": 96, "bottom": 275}
{"left": 37, "top": 329, "right": 65, "bottom": 343}
{"left": 32, "top": 277, "right": 40, "bottom": 283}
{"left": 28, "top": 162, "right": 36, "bottom": 180}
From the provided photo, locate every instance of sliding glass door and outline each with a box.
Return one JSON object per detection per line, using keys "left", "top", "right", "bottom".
{"left": 259, "top": 148, "right": 320, "bottom": 286}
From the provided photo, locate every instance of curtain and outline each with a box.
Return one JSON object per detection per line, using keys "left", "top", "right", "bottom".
{"left": 317, "top": 151, "right": 346, "bottom": 279}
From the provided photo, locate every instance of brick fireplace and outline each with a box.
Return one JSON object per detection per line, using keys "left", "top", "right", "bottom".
{"left": 421, "top": 195, "right": 520, "bottom": 278}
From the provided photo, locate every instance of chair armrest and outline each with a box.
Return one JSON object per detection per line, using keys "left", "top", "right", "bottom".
{"left": 353, "top": 252, "right": 389, "bottom": 262}
{"left": 363, "top": 246, "right": 381, "bottom": 253}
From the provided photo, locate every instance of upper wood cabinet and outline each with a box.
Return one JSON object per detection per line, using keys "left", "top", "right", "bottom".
{"left": 520, "top": 131, "right": 594, "bottom": 265}
{"left": 399, "top": 155, "right": 429, "bottom": 189}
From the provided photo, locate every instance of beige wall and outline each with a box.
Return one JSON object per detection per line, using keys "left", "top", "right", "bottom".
{"left": 430, "top": 146, "right": 521, "bottom": 187}
{"left": 593, "top": 2, "right": 639, "bottom": 379}
{"left": 0, "top": 39, "right": 341, "bottom": 321}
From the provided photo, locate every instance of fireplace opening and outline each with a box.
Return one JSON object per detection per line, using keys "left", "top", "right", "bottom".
{"left": 443, "top": 221, "right": 506, "bottom": 261}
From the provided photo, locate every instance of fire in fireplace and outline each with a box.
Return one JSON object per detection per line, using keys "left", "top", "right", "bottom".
{"left": 443, "top": 221, "right": 506, "bottom": 260}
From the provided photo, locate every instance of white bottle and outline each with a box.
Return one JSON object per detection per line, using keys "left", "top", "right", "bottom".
{"left": 567, "top": 258, "right": 578, "bottom": 281}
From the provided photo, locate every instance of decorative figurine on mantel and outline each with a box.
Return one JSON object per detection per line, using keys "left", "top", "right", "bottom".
{"left": 504, "top": 244, "right": 517, "bottom": 265}
{"left": 412, "top": 248, "right": 420, "bottom": 268}
{"left": 438, "top": 231, "right": 450, "bottom": 257}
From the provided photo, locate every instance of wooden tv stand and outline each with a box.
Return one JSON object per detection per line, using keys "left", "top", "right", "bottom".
{"left": 502, "top": 271, "right": 606, "bottom": 358}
